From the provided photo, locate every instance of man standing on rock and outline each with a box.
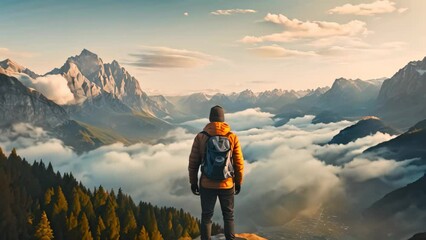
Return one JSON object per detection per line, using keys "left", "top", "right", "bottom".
{"left": 188, "top": 105, "right": 244, "bottom": 240}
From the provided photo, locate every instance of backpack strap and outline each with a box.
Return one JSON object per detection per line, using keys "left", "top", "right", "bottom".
{"left": 200, "top": 131, "right": 212, "bottom": 138}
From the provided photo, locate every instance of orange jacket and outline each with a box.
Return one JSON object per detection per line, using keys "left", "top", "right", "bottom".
{"left": 188, "top": 122, "right": 244, "bottom": 189}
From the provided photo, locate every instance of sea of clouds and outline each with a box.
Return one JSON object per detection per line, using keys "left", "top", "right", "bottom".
{"left": 1, "top": 108, "right": 425, "bottom": 234}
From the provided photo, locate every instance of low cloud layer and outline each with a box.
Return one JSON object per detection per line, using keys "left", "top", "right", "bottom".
{"left": 328, "top": 0, "right": 407, "bottom": 16}
{"left": 0, "top": 109, "right": 423, "bottom": 235}
{"left": 14, "top": 73, "right": 75, "bottom": 105}
{"left": 127, "top": 46, "right": 222, "bottom": 69}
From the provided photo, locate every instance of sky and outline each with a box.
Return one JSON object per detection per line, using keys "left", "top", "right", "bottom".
{"left": 1, "top": 0, "right": 425, "bottom": 95}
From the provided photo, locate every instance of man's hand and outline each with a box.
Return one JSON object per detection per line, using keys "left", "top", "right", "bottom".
{"left": 235, "top": 184, "right": 241, "bottom": 195}
{"left": 191, "top": 183, "right": 200, "bottom": 195}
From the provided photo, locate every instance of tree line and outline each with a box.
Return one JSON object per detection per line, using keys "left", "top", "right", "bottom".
{"left": 0, "top": 148, "right": 222, "bottom": 240}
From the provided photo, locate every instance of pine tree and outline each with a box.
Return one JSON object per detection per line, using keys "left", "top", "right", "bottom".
{"left": 103, "top": 197, "right": 120, "bottom": 240}
{"left": 52, "top": 186, "right": 68, "bottom": 216}
{"left": 93, "top": 186, "right": 108, "bottom": 213}
{"left": 70, "top": 188, "right": 81, "bottom": 216}
{"left": 95, "top": 216, "right": 106, "bottom": 240}
{"left": 78, "top": 213, "right": 93, "bottom": 240}
{"left": 43, "top": 188, "right": 54, "bottom": 207}
{"left": 150, "top": 229, "right": 163, "bottom": 240}
{"left": 135, "top": 226, "right": 150, "bottom": 240}
{"left": 66, "top": 212, "right": 78, "bottom": 231}
{"left": 122, "top": 208, "right": 138, "bottom": 239}
{"left": 34, "top": 211, "right": 54, "bottom": 240}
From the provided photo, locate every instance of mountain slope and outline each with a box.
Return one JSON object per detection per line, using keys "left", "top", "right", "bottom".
{"left": 319, "top": 78, "right": 382, "bottom": 116}
{"left": 0, "top": 73, "right": 126, "bottom": 153}
{"left": 364, "top": 174, "right": 426, "bottom": 240}
{"left": 65, "top": 93, "right": 173, "bottom": 142}
{"left": 329, "top": 117, "right": 399, "bottom": 145}
{"left": 365, "top": 118, "right": 426, "bottom": 162}
{"left": 0, "top": 73, "right": 68, "bottom": 128}
{"left": 377, "top": 56, "right": 426, "bottom": 129}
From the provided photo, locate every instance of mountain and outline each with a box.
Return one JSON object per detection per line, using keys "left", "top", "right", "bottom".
{"left": 0, "top": 58, "right": 40, "bottom": 79}
{"left": 234, "top": 89, "right": 257, "bottom": 110}
{"left": 169, "top": 88, "right": 316, "bottom": 120}
{"left": 0, "top": 73, "right": 68, "bottom": 128}
{"left": 0, "top": 148, "right": 219, "bottom": 240}
{"left": 318, "top": 78, "right": 382, "bottom": 116}
{"left": 65, "top": 93, "right": 173, "bottom": 142}
{"left": 274, "top": 78, "right": 382, "bottom": 126}
{"left": 0, "top": 73, "right": 128, "bottom": 153}
{"left": 172, "top": 92, "right": 211, "bottom": 119}
{"left": 364, "top": 174, "right": 426, "bottom": 240}
{"left": 47, "top": 49, "right": 169, "bottom": 117}
{"left": 377, "top": 57, "right": 426, "bottom": 130}
{"left": 365, "top": 118, "right": 426, "bottom": 162}
{"left": 256, "top": 89, "right": 300, "bottom": 113}
{"left": 329, "top": 116, "right": 399, "bottom": 145}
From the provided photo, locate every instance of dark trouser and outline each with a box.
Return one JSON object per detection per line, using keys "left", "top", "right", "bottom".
{"left": 200, "top": 186, "right": 235, "bottom": 240}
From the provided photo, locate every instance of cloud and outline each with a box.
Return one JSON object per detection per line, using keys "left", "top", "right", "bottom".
{"left": 249, "top": 45, "right": 317, "bottom": 58}
{"left": 328, "top": 0, "right": 407, "bottom": 16}
{"left": 339, "top": 157, "right": 424, "bottom": 182}
{"left": 211, "top": 9, "right": 256, "bottom": 16}
{"left": 184, "top": 12, "right": 189, "bottom": 16}
{"left": 1, "top": 110, "right": 423, "bottom": 236}
{"left": 126, "top": 46, "right": 223, "bottom": 69}
{"left": 241, "top": 14, "right": 369, "bottom": 43}
{"left": 13, "top": 73, "right": 75, "bottom": 105}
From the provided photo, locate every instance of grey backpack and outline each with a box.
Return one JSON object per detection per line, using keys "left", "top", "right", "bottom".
{"left": 201, "top": 131, "right": 234, "bottom": 180}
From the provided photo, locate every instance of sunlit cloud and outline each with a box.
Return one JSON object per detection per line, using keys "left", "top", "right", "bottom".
{"left": 126, "top": 46, "right": 225, "bottom": 69}
{"left": 241, "top": 13, "right": 369, "bottom": 43}
{"left": 211, "top": 9, "right": 257, "bottom": 16}
{"left": 328, "top": 0, "right": 408, "bottom": 16}
{"left": 13, "top": 73, "right": 75, "bottom": 105}
{"left": 249, "top": 45, "right": 317, "bottom": 58}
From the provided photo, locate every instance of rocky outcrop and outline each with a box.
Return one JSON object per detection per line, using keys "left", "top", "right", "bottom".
{"left": 0, "top": 73, "right": 68, "bottom": 128}
{"left": 0, "top": 59, "right": 40, "bottom": 79}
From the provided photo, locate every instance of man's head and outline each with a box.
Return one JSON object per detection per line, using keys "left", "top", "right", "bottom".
{"left": 209, "top": 105, "right": 225, "bottom": 122}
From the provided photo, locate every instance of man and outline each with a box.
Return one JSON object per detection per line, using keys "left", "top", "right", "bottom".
{"left": 188, "top": 105, "right": 244, "bottom": 240}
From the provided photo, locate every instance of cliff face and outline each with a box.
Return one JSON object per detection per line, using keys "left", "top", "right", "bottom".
{"left": 0, "top": 74, "right": 68, "bottom": 128}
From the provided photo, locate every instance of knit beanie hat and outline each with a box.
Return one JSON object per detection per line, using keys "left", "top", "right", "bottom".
{"left": 209, "top": 105, "right": 225, "bottom": 122}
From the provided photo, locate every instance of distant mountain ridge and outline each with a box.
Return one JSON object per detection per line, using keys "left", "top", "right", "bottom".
{"left": 377, "top": 57, "right": 426, "bottom": 129}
